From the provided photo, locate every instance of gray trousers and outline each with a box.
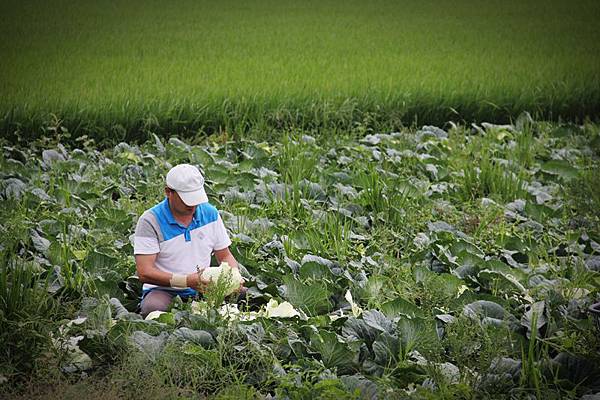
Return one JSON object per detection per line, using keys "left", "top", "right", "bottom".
{"left": 140, "top": 289, "right": 181, "bottom": 317}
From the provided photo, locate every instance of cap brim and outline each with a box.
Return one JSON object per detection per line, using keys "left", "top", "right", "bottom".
{"left": 178, "top": 188, "right": 208, "bottom": 206}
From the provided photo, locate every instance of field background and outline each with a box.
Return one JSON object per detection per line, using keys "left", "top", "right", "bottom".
{"left": 2, "top": 1, "right": 600, "bottom": 396}
{"left": 1, "top": 0, "right": 600, "bottom": 139}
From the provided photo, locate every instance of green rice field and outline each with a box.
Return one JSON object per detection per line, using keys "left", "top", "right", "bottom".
{"left": 1, "top": 0, "right": 600, "bottom": 139}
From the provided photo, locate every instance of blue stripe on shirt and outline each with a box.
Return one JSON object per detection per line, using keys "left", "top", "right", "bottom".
{"left": 150, "top": 198, "right": 219, "bottom": 242}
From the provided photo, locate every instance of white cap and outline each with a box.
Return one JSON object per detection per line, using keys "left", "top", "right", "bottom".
{"left": 166, "top": 164, "right": 208, "bottom": 206}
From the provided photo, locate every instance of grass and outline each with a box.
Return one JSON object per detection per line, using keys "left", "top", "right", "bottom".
{"left": 461, "top": 153, "right": 527, "bottom": 203}
{"left": 0, "top": 251, "right": 60, "bottom": 383}
{"left": 1, "top": 0, "right": 600, "bottom": 141}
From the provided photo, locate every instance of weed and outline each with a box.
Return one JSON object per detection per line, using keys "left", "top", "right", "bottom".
{"left": 461, "top": 153, "right": 527, "bottom": 203}
{"left": 566, "top": 161, "right": 600, "bottom": 231}
{"left": 276, "top": 134, "right": 319, "bottom": 184}
{"left": 519, "top": 311, "right": 544, "bottom": 398}
{"left": 444, "top": 315, "right": 516, "bottom": 381}
{"left": 304, "top": 212, "right": 354, "bottom": 262}
{"left": 0, "top": 252, "right": 60, "bottom": 384}
{"left": 110, "top": 323, "right": 275, "bottom": 398}
{"left": 514, "top": 126, "right": 537, "bottom": 168}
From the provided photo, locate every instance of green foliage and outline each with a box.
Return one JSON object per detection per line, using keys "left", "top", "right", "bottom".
{"left": 0, "top": 252, "right": 60, "bottom": 382}
{"left": 274, "top": 360, "right": 363, "bottom": 400}
{"left": 283, "top": 275, "right": 332, "bottom": 316}
{"left": 109, "top": 324, "right": 275, "bottom": 398}
{"left": 460, "top": 153, "right": 527, "bottom": 203}
{"left": 513, "top": 126, "right": 537, "bottom": 169}
{"left": 213, "top": 385, "right": 259, "bottom": 400}
{"left": 276, "top": 134, "right": 320, "bottom": 184}
{"left": 443, "top": 315, "right": 516, "bottom": 380}
{"left": 303, "top": 212, "right": 355, "bottom": 262}
{"left": 566, "top": 162, "right": 600, "bottom": 231}
{"left": 1, "top": 119, "right": 600, "bottom": 398}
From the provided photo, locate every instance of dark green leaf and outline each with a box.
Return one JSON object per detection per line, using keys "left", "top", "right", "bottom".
{"left": 299, "top": 261, "right": 334, "bottom": 281}
{"left": 363, "top": 310, "right": 395, "bottom": 334}
{"left": 129, "top": 331, "right": 169, "bottom": 362}
{"left": 170, "top": 327, "right": 215, "bottom": 348}
{"left": 541, "top": 160, "right": 578, "bottom": 180}
{"left": 397, "top": 317, "right": 434, "bottom": 357}
{"left": 283, "top": 276, "right": 332, "bottom": 316}
{"left": 342, "top": 317, "right": 378, "bottom": 348}
{"left": 380, "top": 297, "right": 424, "bottom": 319}
{"left": 310, "top": 330, "right": 356, "bottom": 374}
{"left": 372, "top": 332, "right": 400, "bottom": 366}
{"left": 340, "top": 374, "right": 378, "bottom": 400}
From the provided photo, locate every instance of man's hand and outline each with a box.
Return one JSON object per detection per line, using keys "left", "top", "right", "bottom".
{"left": 236, "top": 276, "right": 246, "bottom": 293}
{"left": 186, "top": 270, "right": 211, "bottom": 293}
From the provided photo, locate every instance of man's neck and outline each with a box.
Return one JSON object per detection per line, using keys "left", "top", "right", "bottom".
{"left": 167, "top": 202, "right": 193, "bottom": 227}
{"left": 174, "top": 214, "right": 193, "bottom": 227}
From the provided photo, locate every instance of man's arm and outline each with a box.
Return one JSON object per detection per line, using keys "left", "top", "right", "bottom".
{"left": 213, "top": 247, "right": 238, "bottom": 269}
{"left": 135, "top": 254, "right": 207, "bottom": 290}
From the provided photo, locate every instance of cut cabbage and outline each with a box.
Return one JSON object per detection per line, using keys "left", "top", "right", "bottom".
{"left": 145, "top": 310, "right": 166, "bottom": 321}
{"left": 345, "top": 290, "right": 363, "bottom": 317}
{"left": 200, "top": 262, "right": 243, "bottom": 296}
{"left": 265, "top": 299, "right": 301, "bottom": 318}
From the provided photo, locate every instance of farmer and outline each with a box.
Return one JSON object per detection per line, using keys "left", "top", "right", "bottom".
{"left": 133, "top": 163, "right": 244, "bottom": 317}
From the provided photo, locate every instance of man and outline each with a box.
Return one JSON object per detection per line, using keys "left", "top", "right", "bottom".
{"left": 133, "top": 163, "right": 244, "bottom": 317}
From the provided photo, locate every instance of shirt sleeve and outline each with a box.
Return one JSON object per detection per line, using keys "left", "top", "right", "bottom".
{"left": 212, "top": 214, "right": 232, "bottom": 251}
{"left": 134, "top": 213, "right": 160, "bottom": 254}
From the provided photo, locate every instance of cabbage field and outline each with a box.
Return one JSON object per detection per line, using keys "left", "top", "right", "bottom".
{"left": 1, "top": 114, "right": 600, "bottom": 398}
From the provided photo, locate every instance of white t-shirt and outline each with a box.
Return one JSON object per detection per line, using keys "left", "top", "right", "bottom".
{"left": 133, "top": 198, "right": 232, "bottom": 291}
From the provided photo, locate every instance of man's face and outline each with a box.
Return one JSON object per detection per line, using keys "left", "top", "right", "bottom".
{"left": 165, "top": 187, "right": 196, "bottom": 217}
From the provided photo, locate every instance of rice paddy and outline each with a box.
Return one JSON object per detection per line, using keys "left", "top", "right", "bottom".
{"left": 1, "top": 0, "right": 600, "bottom": 139}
